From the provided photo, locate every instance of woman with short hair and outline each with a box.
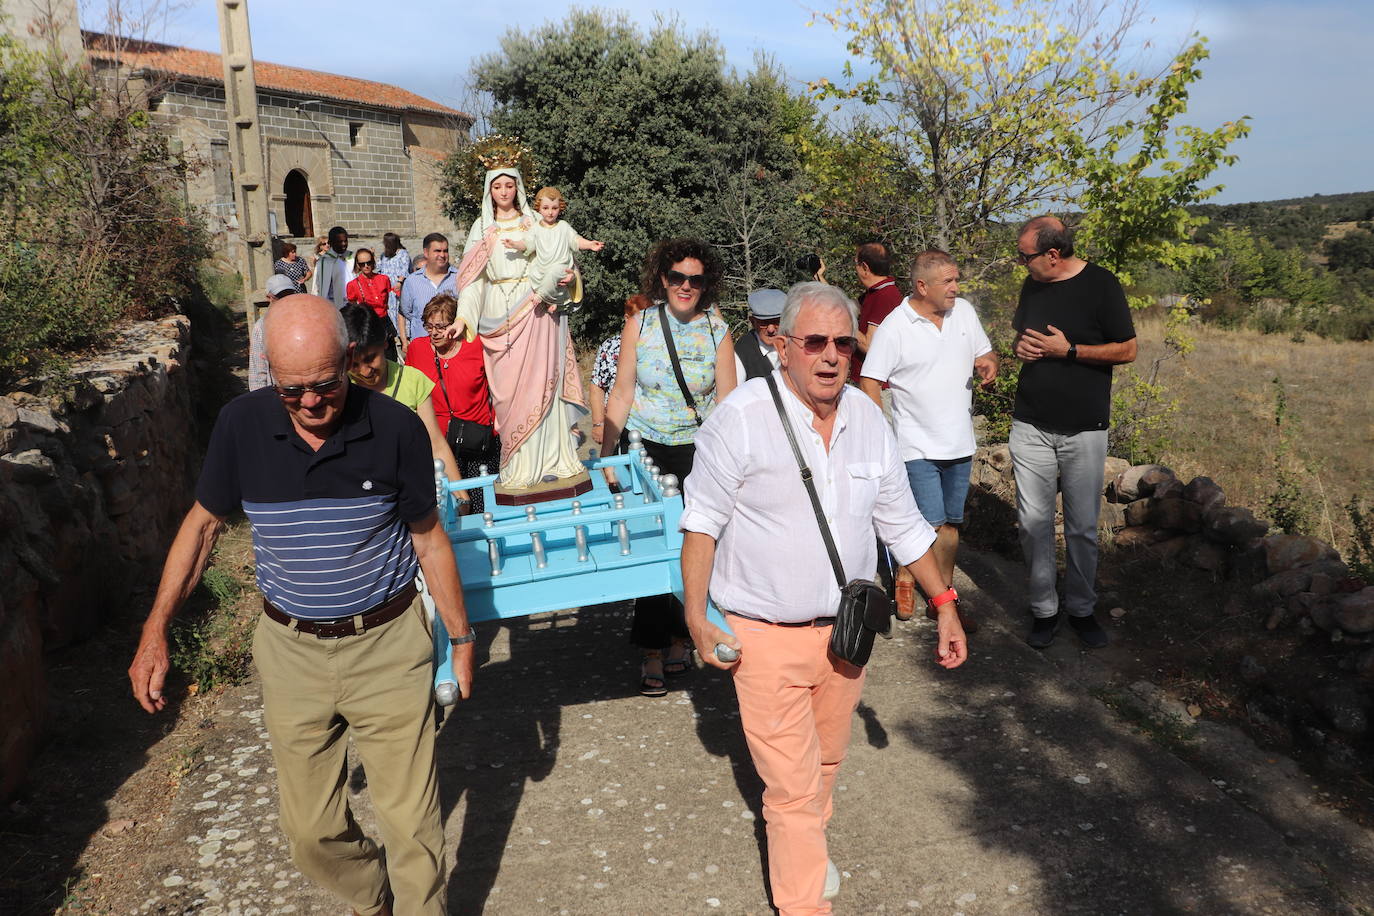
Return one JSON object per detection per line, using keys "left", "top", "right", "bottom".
{"left": 273, "top": 241, "right": 311, "bottom": 293}
{"left": 341, "top": 304, "right": 460, "bottom": 485}
{"left": 405, "top": 294, "right": 499, "bottom": 513}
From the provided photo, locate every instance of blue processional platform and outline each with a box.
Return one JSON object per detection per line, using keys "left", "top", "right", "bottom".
{"left": 430, "top": 431, "right": 730, "bottom": 705}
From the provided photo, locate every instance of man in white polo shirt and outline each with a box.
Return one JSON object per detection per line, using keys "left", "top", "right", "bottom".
{"left": 860, "top": 249, "right": 997, "bottom": 628}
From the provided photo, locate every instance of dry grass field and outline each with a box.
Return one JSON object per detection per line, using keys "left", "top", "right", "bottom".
{"left": 1133, "top": 315, "right": 1373, "bottom": 548}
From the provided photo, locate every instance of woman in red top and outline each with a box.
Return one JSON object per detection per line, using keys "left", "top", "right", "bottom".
{"left": 346, "top": 248, "right": 391, "bottom": 318}
{"left": 348, "top": 248, "right": 397, "bottom": 358}
{"left": 405, "top": 293, "right": 500, "bottom": 512}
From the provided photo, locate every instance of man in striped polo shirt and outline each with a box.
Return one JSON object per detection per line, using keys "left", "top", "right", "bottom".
{"left": 129, "top": 295, "right": 473, "bottom": 916}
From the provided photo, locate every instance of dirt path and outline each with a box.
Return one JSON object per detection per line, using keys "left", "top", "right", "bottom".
{"left": 8, "top": 545, "right": 1374, "bottom": 915}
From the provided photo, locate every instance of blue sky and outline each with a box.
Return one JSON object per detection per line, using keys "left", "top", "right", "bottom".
{"left": 140, "top": 0, "right": 1371, "bottom": 205}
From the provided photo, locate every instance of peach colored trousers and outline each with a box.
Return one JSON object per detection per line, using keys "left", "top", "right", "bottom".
{"left": 729, "top": 613, "right": 867, "bottom": 916}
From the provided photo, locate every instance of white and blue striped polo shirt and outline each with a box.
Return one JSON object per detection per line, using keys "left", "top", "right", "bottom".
{"left": 196, "top": 385, "right": 436, "bottom": 621}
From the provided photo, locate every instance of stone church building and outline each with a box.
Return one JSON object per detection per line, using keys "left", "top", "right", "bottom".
{"left": 82, "top": 31, "right": 472, "bottom": 252}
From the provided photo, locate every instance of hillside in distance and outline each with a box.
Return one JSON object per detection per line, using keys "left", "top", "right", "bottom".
{"left": 1190, "top": 190, "right": 1374, "bottom": 251}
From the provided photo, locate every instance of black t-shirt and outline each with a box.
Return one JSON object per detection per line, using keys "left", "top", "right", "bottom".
{"left": 1012, "top": 262, "right": 1135, "bottom": 433}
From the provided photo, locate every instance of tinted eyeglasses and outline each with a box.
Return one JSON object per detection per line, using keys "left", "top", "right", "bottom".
{"left": 786, "top": 334, "right": 858, "bottom": 357}
{"left": 273, "top": 375, "right": 345, "bottom": 401}
{"left": 1016, "top": 248, "right": 1049, "bottom": 264}
{"left": 356, "top": 259, "right": 375, "bottom": 268}
{"left": 665, "top": 270, "right": 706, "bottom": 290}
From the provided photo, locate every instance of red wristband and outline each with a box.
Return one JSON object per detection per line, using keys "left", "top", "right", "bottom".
{"left": 927, "top": 587, "right": 958, "bottom": 610}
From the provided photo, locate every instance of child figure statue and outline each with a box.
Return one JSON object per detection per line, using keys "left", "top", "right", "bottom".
{"left": 502, "top": 186, "right": 605, "bottom": 313}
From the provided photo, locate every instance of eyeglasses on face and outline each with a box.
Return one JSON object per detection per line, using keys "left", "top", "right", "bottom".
{"left": 423, "top": 321, "right": 451, "bottom": 333}
{"left": 665, "top": 270, "right": 705, "bottom": 290}
{"left": 1016, "top": 248, "right": 1050, "bottom": 264}
{"left": 786, "top": 334, "right": 858, "bottom": 357}
{"left": 356, "top": 260, "right": 374, "bottom": 267}
{"left": 273, "top": 375, "right": 344, "bottom": 401}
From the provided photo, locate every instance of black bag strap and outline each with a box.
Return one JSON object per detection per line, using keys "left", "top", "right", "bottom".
{"left": 657, "top": 303, "right": 702, "bottom": 426}
{"left": 764, "top": 374, "right": 847, "bottom": 591}
{"left": 431, "top": 345, "right": 456, "bottom": 416}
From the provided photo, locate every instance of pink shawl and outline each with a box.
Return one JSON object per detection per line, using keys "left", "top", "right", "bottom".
{"left": 456, "top": 227, "right": 588, "bottom": 466}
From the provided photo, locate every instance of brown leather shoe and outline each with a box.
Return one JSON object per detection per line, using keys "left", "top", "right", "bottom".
{"left": 894, "top": 578, "right": 916, "bottom": 621}
{"left": 926, "top": 602, "right": 979, "bottom": 635}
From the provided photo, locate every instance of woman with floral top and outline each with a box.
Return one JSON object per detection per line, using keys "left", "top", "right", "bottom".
{"left": 601, "top": 238, "right": 736, "bottom": 696}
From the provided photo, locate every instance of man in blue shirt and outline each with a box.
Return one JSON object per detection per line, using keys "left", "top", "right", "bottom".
{"left": 397, "top": 232, "right": 458, "bottom": 349}
{"left": 129, "top": 295, "right": 474, "bottom": 916}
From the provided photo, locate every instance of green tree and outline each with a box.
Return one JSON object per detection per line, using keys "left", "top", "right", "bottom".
{"left": 0, "top": 34, "right": 207, "bottom": 385}
{"left": 1325, "top": 228, "right": 1374, "bottom": 274}
{"left": 815, "top": 0, "right": 1249, "bottom": 277}
{"left": 449, "top": 11, "right": 817, "bottom": 343}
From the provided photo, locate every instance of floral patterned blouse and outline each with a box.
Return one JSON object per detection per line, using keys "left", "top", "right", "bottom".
{"left": 590, "top": 335, "right": 620, "bottom": 403}
{"left": 626, "top": 304, "right": 727, "bottom": 446}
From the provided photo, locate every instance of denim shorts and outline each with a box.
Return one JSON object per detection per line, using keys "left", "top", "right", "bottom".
{"left": 904, "top": 456, "right": 973, "bottom": 526}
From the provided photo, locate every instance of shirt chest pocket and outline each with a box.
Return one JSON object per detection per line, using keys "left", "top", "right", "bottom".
{"left": 846, "top": 462, "right": 884, "bottom": 514}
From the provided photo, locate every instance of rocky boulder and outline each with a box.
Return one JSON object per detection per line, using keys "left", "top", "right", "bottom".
{"left": 1334, "top": 588, "right": 1374, "bottom": 635}
{"left": 1202, "top": 506, "right": 1269, "bottom": 546}
{"left": 1182, "top": 476, "right": 1226, "bottom": 511}
{"left": 1264, "top": 535, "right": 1341, "bottom": 575}
{"left": 1109, "top": 464, "right": 1177, "bottom": 503}
{"left": 1124, "top": 497, "right": 1203, "bottom": 533}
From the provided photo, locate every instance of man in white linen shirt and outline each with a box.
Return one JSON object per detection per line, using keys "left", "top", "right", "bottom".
{"left": 860, "top": 249, "right": 997, "bottom": 630}
{"left": 680, "top": 282, "right": 968, "bottom": 916}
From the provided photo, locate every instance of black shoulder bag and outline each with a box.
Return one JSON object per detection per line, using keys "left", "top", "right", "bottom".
{"left": 431, "top": 347, "right": 496, "bottom": 460}
{"left": 658, "top": 302, "right": 704, "bottom": 426}
{"left": 764, "top": 374, "right": 892, "bottom": 667}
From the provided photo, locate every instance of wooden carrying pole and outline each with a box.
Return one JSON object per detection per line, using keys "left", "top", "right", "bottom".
{"left": 216, "top": 0, "right": 272, "bottom": 327}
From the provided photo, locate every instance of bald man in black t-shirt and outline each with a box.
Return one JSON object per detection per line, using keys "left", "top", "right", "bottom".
{"left": 1010, "top": 216, "right": 1137, "bottom": 650}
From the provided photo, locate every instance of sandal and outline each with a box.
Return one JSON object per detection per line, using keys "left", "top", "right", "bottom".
{"left": 639, "top": 653, "right": 667, "bottom": 697}
{"left": 664, "top": 642, "right": 695, "bottom": 678}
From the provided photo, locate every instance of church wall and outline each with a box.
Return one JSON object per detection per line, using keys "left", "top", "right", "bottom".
{"left": 154, "top": 81, "right": 437, "bottom": 245}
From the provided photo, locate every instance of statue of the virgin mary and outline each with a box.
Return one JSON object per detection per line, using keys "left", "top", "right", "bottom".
{"left": 453, "top": 160, "right": 588, "bottom": 491}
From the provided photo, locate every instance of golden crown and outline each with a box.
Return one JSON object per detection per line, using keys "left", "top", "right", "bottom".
{"left": 453, "top": 135, "right": 541, "bottom": 214}
{"left": 474, "top": 135, "right": 531, "bottom": 171}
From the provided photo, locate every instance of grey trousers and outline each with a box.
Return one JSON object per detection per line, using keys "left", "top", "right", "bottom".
{"left": 1009, "top": 420, "right": 1109, "bottom": 618}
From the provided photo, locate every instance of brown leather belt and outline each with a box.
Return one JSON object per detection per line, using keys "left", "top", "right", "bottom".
{"left": 728, "top": 611, "right": 836, "bottom": 628}
{"left": 262, "top": 583, "right": 418, "bottom": 638}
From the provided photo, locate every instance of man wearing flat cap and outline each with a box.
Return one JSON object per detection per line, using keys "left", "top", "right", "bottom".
{"left": 733, "top": 288, "right": 786, "bottom": 382}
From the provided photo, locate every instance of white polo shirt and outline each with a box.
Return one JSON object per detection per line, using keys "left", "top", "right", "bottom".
{"left": 861, "top": 297, "right": 993, "bottom": 461}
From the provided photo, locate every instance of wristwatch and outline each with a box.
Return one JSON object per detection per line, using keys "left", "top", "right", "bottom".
{"left": 1065, "top": 342, "right": 1078, "bottom": 361}
{"left": 449, "top": 630, "right": 476, "bottom": 646}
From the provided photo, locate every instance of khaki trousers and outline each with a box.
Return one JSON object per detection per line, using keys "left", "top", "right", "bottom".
{"left": 730, "top": 614, "right": 866, "bottom": 916}
{"left": 253, "top": 596, "right": 445, "bottom": 916}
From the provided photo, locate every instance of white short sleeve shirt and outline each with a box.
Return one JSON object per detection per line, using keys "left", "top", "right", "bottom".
{"left": 861, "top": 297, "right": 993, "bottom": 461}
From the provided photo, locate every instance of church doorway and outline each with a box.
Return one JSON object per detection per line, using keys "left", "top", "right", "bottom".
{"left": 284, "top": 170, "right": 313, "bottom": 238}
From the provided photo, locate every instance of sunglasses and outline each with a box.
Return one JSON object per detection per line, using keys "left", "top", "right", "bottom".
{"left": 786, "top": 334, "right": 858, "bottom": 357}
{"left": 273, "top": 375, "right": 344, "bottom": 401}
{"left": 356, "top": 260, "right": 375, "bottom": 267}
{"left": 1016, "top": 248, "right": 1049, "bottom": 264}
{"left": 665, "top": 270, "right": 705, "bottom": 290}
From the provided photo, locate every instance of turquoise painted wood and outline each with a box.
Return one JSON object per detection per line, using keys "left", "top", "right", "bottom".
{"left": 431, "top": 438, "right": 731, "bottom": 705}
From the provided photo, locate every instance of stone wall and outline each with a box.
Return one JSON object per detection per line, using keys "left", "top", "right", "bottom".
{"left": 968, "top": 446, "right": 1373, "bottom": 768}
{"left": 155, "top": 82, "right": 420, "bottom": 242}
{"left": 0, "top": 316, "right": 197, "bottom": 800}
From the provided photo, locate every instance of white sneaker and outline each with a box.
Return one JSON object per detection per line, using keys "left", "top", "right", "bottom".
{"left": 823, "top": 859, "right": 841, "bottom": 900}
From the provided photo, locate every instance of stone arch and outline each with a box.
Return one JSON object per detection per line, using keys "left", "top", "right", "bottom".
{"left": 267, "top": 138, "right": 333, "bottom": 238}
{"left": 283, "top": 169, "right": 313, "bottom": 238}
